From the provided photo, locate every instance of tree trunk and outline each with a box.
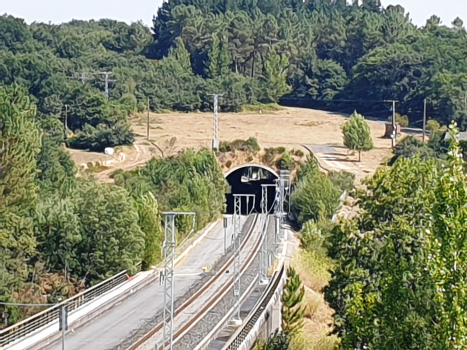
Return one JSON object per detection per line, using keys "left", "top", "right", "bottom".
{"left": 251, "top": 52, "right": 256, "bottom": 78}
{"left": 359, "top": 149, "right": 362, "bottom": 162}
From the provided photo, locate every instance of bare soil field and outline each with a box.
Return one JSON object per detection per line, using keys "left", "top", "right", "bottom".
{"left": 68, "top": 107, "right": 397, "bottom": 182}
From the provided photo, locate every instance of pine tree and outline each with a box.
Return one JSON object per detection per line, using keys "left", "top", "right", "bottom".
{"left": 342, "top": 111, "right": 373, "bottom": 161}
{"left": 262, "top": 48, "right": 291, "bottom": 103}
{"left": 206, "top": 34, "right": 231, "bottom": 78}
{"left": 282, "top": 267, "right": 305, "bottom": 335}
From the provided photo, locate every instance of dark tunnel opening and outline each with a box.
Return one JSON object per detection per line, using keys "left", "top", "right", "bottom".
{"left": 225, "top": 165, "right": 278, "bottom": 215}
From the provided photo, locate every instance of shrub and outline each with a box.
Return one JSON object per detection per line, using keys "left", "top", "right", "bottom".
{"left": 218, "top": 137, "right": 261, "bottom": 153}
{"left": 291, "top": 168, "right": 341, "bottom": 224}
{"left": 426, "top": 119, "right": 441, "bottom": 133}
{"left": 68, "top": 123, "right": 134, "bottom": 152}
{"left": 276, "top": 151, "right": 295, "bottom": 170}
{"left": 328, "top": 170, "right": 355, "bottom": 192}
{"left": 293, "top": 149, "right": 305, "bottom": 157}
{"left": 388, "top": 112, "right": 410, "bottom": 127}
{"left": 389, "top": 135, "right": 436, "bottom": 165}
{"left": 262, "top": 147, "right": 278, "bottom": 164}
{"left": 276, "top": 146, "right": 286, "bottom": 154}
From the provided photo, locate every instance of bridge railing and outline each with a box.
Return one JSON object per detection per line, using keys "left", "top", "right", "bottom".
{"left": 224, "top": 264, "right": 286, "bottom": 350}
{"left": 0, "top": 270, "right": 128, "bottom": 348}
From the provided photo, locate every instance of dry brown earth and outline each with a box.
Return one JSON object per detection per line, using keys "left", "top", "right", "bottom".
{"left": 68, "top": 107, "right": 396, "bottom": 183}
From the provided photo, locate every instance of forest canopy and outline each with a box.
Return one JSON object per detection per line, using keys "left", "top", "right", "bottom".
{"left": 1, "top": 0, "right": 467, "bottom": 138}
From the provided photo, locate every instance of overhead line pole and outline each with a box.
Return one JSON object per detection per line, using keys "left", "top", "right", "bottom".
{"left": 207, "top": 94, "right": 224, "bottom": 150}
{"left": 260, "top": 184, "right": 276, "bottom": 285}
{"left": 232, "top": 194, "right": 255, "bottom": 324}
{"left": 162, "top": 211, "right": 196, "bottom": 350}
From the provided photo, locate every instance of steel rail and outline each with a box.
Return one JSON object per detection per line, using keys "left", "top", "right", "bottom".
{"left": 129, "top": 214, "right": 263, "bottom": 349}
{"left": 224, "top": 264, "right": 286, "bottom": 350}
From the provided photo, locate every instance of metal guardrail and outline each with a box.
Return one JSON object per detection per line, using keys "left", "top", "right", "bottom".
{"left": 0, "top": 270, "right": 128, "bottom": 347}
{"left": 225, "top": 264, "right": 286, "bottom": 350}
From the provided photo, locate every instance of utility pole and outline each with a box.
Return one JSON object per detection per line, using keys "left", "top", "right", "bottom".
{"left": 162, "top": 212, "right": 196, "bottom": 350}
{"left": 208, "top": 94, "right": 223, "bottom": 150}
{"left": 147, "top": 98, "right": 150, "bottom": 141}
{"left": 423, "top": 98, "right": 427, "bottom": 142}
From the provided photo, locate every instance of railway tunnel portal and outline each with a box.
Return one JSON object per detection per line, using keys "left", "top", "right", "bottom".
{"left": 224, "top": 164, "right": 278, "bottom": 214}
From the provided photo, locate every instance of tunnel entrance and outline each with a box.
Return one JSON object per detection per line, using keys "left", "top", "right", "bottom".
{"left": 225, "top": 164, "right": 278, "bottom": 214}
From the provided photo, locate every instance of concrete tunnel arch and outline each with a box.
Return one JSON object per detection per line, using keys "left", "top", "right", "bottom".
{"left": 224, "top": 164, "right": 279, "bottom": 215}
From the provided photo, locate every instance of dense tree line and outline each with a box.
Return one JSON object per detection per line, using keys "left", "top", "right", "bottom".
{"left": 2, "top": 0, "right": 467, "bottom": 138}
{"left": 151, "top": 0, "right": 467, "bottom": 128}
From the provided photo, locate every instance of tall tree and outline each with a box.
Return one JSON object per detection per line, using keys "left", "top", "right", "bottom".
{"left": 282, "top": 267, "right": 306, "bottom": 335}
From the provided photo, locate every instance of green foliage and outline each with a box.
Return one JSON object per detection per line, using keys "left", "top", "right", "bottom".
{"left": 254, "top": 331, "right": 290, "bottom": 350}
{"left": 388, "top": 113, "right": 409, "bottom": 127}
{"left": 427, "top": 124, "right": 467, "bottom": 348}
{"left": 282, "top": 267, "right": 306, "bottom": 335}
{"left": 276, "top": 146, "right": 286, "bottom": 154}
{"left": 426, "top": 119, "right": 441, "bottom": 133}
{"left": 326, "top": 155, "right": 441, "bottom": 348}
{"left": 327, "top": 170, "right": 355, "bottom": 193}
{"left": 276, "top": 151, "right": 295, "bottom": 170}
{"left": 68, "top": 122, "right": 134, "bottom": 152}
{"left": 115, "top": 149, "right": 226, "bottom": 235}
{"left": 389, "top": 135, "right": 437, "bottom": 165}
{"left": 0, "top": 86, "right": 41, "bottom": 323}
{"left": 72, "top": 180, "right": 145, "bottom": 282}
{"left": 219, "top": 137, "right": 261, "bottom": 153}
{"left": 342, "top": 112, "right": 373, "bottom": 161}
{"left": 136, "top": 192, "right": 164, "bottom": 270}
{"left": 292, "top": 158, "right": 341, "bottom": 224}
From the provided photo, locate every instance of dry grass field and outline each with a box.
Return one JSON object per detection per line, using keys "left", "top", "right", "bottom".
{"left": 69, "top": 106, "right": 395, "bottom": 183}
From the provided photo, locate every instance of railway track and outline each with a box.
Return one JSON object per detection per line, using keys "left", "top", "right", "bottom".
{"left": 128, "top": 214, "right": 264, "bottom": 349}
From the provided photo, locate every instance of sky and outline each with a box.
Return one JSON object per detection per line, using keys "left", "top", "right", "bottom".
{"left": 0, "top": 0, "right": 465, "bottom": 28}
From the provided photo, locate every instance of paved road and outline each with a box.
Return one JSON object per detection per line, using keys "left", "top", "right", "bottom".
{"left": 44, "top": 217, "right": 246, "bottom": 350}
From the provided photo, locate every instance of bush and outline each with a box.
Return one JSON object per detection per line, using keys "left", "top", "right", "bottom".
{"left": 328, "top": 170, "right": 355, "bottom": 192}
{"left": 389, "top": 135, "right": 437, "bottom": 165}
{"left": 68, "top": 123, "right": 134, "bottom": 152}
{"left": 388, "top": 113, "right": 409, "bottom": 127}
{"left": 115, "top": 149, "right": 227, "bottom": 237}
{"left": 218, "top": 137, "right": 261, "bottom": 153}
{"left": 426, "top": 119, "right": 441, "bottom": 133}
{"left": 276, "top": 151, "right": 295, "bottom": 170}
{"left": 262, "top": 147, "right": 278, "bottom": 164}
{"left": 291, "top": 166, "right": 341, "bottom": 224}
{"left": 292, "top": 149, "right": 305, "bottom": 157}
{"left": 276, "top": 146, "right": 286, "bottom": 154}
{"left": 296, "top": 155, "right": 319, "bottom": 180}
